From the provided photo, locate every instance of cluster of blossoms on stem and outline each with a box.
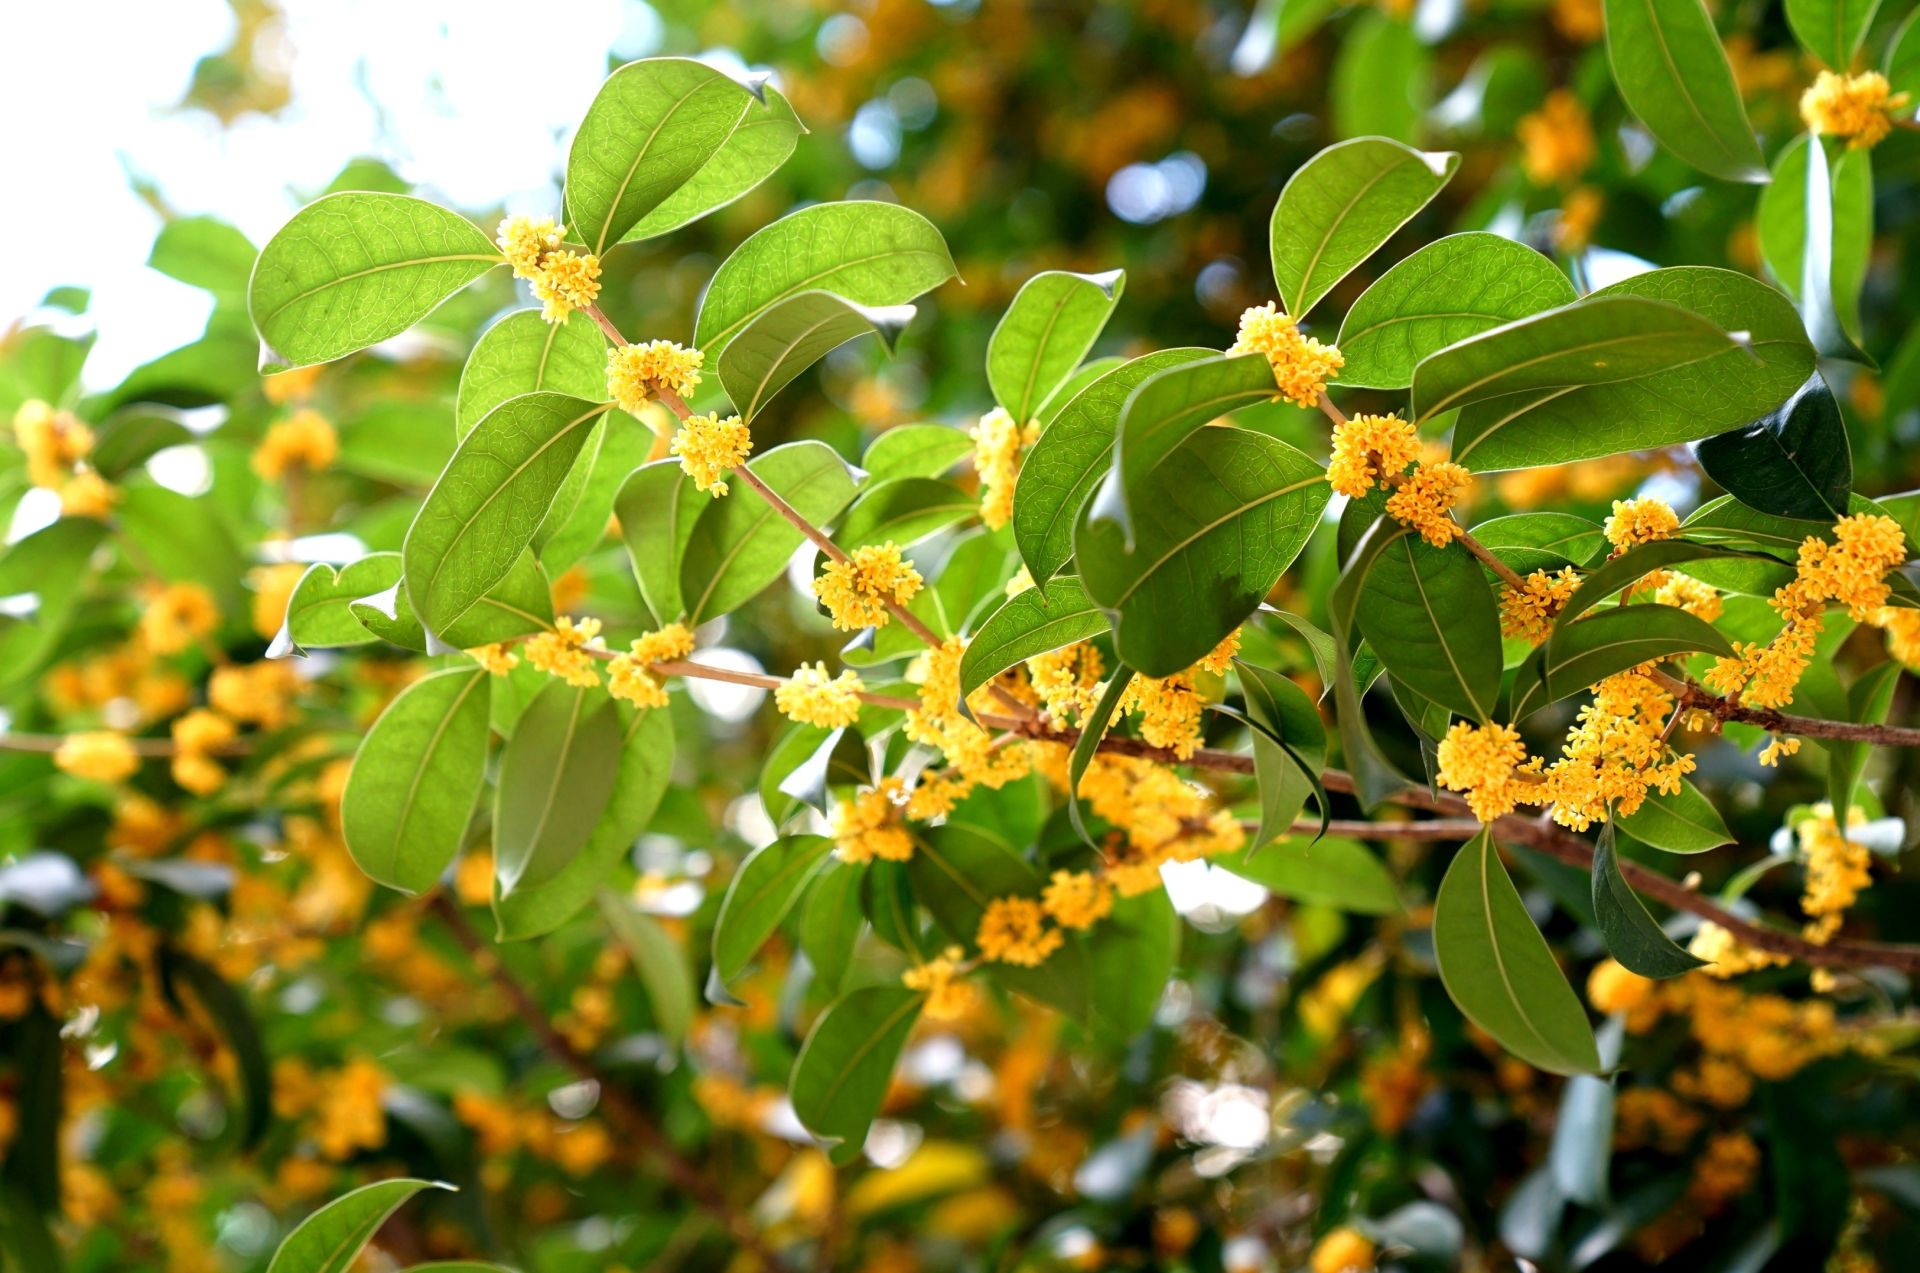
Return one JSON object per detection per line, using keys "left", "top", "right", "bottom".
{"left": 970, "top": 406, "right": 1038, "bottom": 530}
{"left": 813, "top": 541, "right": 924, "bottom": 630}
{"left": 669, "top": 411, "right": 752, "bottom": 495}
{"left": 1499, "top": 566, "right": 1581, "bottom": 644}
{"left": 830, "top": 776, "right": 913, "bottom": 864}
{"left": 607, "top": 622, "right": 696, "bottom": 710}
{"left": 12, "top": 399, "right": 118, "bottom": 518}
{"left": 251, "top": 407, "right": 338, "bottom": 481}
{"left": 1229, "top": 302, "right": 1344, "bottom": 408}
{"left": 1383, "top": 459, "right": 1469, "bottom": 547}
{"left": 54, "top": 731, "right": 142, "bottom": 784}
{"left": 901, "top": 946, "right": 977, "bottom": 1021}
{"left": 607, "top": 339, "right": 705, "bottom": 414}
{"left": 1326, "top": 413, "right": 1469, "bottom": 546}
{"left": 773, "top": 661, "right": 865, "bottom": 728}
{"left": 522, "top": 615, "right": 605, "bottom": 689}
{"left": 1792, "top": 803, "right": 1876, "bottom": 948}
{"left": 170, "top": 708, "right": 235, "bottom": 796}
{"left": 1800, "top": 70, "right": 1912, "bottom": 149}
{"left": 140, "top": 582, "right": 221, "bottom": 657}
{"left": 975, "top": 896, "right": 1062, "bottom": 967}
{"left": 496, "top": 214, "right": 601, "bottom": 323}
{"left": 1517, "top": 87, "right": 1595, "bottom": 185}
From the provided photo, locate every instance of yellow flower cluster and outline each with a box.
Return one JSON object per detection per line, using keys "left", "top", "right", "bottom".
{"left": 1801, "top": 70, "right": 1911, "bottom": 149}
{"left": 970, "top": 406, "right": 1037, "bottom": 530}
{"left": 58, "top": 470, "right": 118, "bottom": 519}
{"left": 976, "top": 895, "right": 1063, "bottom": 967}
{"left": 1435, "top": 721, "right": 1533, "bottom": 822}
{"left": 1041, "top": 869, "right": 1113, "bottom": 930}
{"left": 1326, "top": 412, "right": 1421, "bottom": 498}
{"left": 1794, "top": 803, "right": 1873, "bottom": 945}
{"left": 1229, "top": 302, "right": 1344, "bottom": 408}
{"left": 905, "top": 636, "right": 1033, "bottom": 793}
{"left": 171, "top": 708, "right": 235, "bottom": 795}
{"left": 1038, "top": 746, "right": 1245, "bottom": 894}
{"left": 140, "top": 582, "right": 220, "bottom": 657}
{"left": 1517, "top": 88, "right": 1594, "bottom": 186}
{"left": 469, "top": 642, "right": 519, "bottom": 675}
{"left": 1539, "top": 667, "right": 1694, "bottom": 830}
{"left": 525, "top": 615, "right": 604, "bottom": 689}
{"left": 901, "top": 946, "right": 976, "bottom": 1021}
{"left": 607, "top": 621, "right": 694, "bottom": 709}
{"left": 1603, "top": 495, "right": 1680, "bottom": 552}
{"left": 1686, "top": 921, "right": 1791, "bottom": 979}
{"left": 307, "top": 1058, "right": 390, "bottom": 1160}
{"left": 11, "top": 399, "right": 117, "bottom": 515}
{"left": 1758, "top": 736, "right": 1801, "bottom": 767}
{"left": 831, "top": 777, "right": 913, "bottom": 863}
{"left": 1027, "top": 640, "right": 1105, "bottom": 721}
{"left": 670, "top": 412, "right": 752, "bottom": 495}
{"left": 1622, "top": 968, "right": 1842, "bottom": 1103}
{"left": 1383, "top": 460, "right": 1469, "bottom": 547}
{"left": 1197, "top": 626, "right": 1242, "bottom": 676}
{"left": 774, "top": 662, "right": 865, "bottom": 728}
{"left": 54, "top": 732, "right": 141, "bottom": 784}
{"left": 813, "top": 541, "right": 924, "bottom": 630}
{"left": 1878, "top": 603, "right": 1920, "bottom": 667}
{"left": 496, "top": 214, "right": 601, "bottom": 323}
{"left": 251, "top": 408, "right": 338, "bottom": 481}
{"left": 1550, "top": 0, "right": 1604, "bottom": 41}
{"left": 1118, "top": 670, "right": 1206, "bottom": 759}
{"left": 1499, "top": 567, "right": 1580, "bottom": 644}
{"left": 209, "top": 659, "right": 302, "bottom": 729}
{"left": 1553, "top": 185, "right": 1604, "bottom": 254}
{"left": 607, "top": 340, "right": 705, "bottom": 414}
{"left": 1652, "top": 573, "right": 1722, "bottom": 623}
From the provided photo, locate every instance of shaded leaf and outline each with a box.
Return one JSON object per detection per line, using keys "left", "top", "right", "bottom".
{"left": 494, "top": 682, "right": 624, "bottom": 897}
{"left": 713, "top": 835, "right": 835, "bottom": 986}
{"left": 718, "top": 290, "right": 914, "bottom": 422}
{"left": 1592, "top": 822, "right": 1707, "bottom": 977}
{"left": 1695, "top": 372, "right": 1851, "bottom": 520}
{"left": 1542, "top": 604, "right": 1735, "bottom": 698}
{"left": 267, "top": 1179, "right": 453, "bottom": 1273}
{"left": 790, "top": 985, "right": 923, "bottom": 1163}
{"left": 599, "top": 892, "right": 695, "bottom": 1044}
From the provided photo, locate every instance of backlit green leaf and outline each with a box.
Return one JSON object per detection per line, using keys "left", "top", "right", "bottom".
{"left": 958, "top": 575, "right": 1108, "bottom": 700}
{"left": 620, "top": 84, "right": 805, "bottom": 243}
{"left": 680, "top": 440, "right": 860, "bottom": 623}
{"left": 1785, "top": 0, "right": 1884, "bottom": 70}
{"left": 268, "top": 1179, "right": 453, "bottom": 1273}
{"left": 494, "top": 681, "right": 624, "bottom": 897}
{"left": 987, "top": 269, "right": 1125, "bottom": 422}
{"left": 1756, "top": 135, "right": 1872, "bottom": 355}
{"left": 1602, "top": 0, "right": 1768, "bottom": 182}
{"left": 341, "top": 667, "right": 490, "bottom": 894}
{"left": 718, "top": 290, "right": 914, "bottom": 422}
{"left": 861, "top": 423, "right": 972, "bottom": 482}
{"left": 455, "top": 310, "right": 607, "bottom": 438}
{"left": 616, "top": 459, "right": 711, "bottom": 624}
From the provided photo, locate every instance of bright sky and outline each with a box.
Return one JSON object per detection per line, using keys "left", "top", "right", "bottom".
{"left": 0, "top": 0, "right": 672, "bottom": 387}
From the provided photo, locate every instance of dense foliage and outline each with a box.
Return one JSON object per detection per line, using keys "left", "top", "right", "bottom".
{"left": 7, "top": 2, "right": 1920, "bottom": 1271}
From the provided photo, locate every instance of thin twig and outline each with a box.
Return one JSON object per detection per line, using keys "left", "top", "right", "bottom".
{"left": 1649, "top": 668, "right": 1920, "bottom": 748}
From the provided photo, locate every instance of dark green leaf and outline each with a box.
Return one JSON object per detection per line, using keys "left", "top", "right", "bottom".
{"left": 1068, "top": 671, "right": 1133, "bottom": 850}
{"left": 158, "top": 949, "right": 272, "bottom": 1146}
{"left": 1112, "top": 353, "right": 1279, "bottom": 495}
{"left": 1616, "top": 781, "right": 1734, "bottom": 854}
{"left": 1353, "top": 531, "right": 1504, "bottom": 721}
{"left": 1088, "top": 891, "right": 1177, "bottom": 1042}
{"left": 1238, "top": 660, "right": 1329, "bottom": 848}
{"left": 267, "top": 1179, "right": 453, "bottom": 1273}
{"left": 1543, "top": 604, "right": 1735, "bottom": 698}
{"left": 799, "top": 860, "right": 863, "bottom": 995}
{"left": 1695, "top": 373, "right": 1851, "bottom": 520}
{"left": 494, "top": 682, "right": 624, "bottom": 897}
{"left": 790, "top": 985, "right": 923, "bottom": 1163}
{"left": 1592, "top": 822, "right": 1707, "bottom": 977}
{"left": 713, "top": 835, "right": 835, "bottom": 986}
{"left": 1828, "top": 661, "right": 1901, "bottom": 813}
{"left": 1786, "top": 0, "right": 1884, "bottom": 71}
{"left": 1328, "top": 518, "right": 1419, "bottom": 810}
{"left": 1602, "top": 0, "right": 1768, "bottom": 182}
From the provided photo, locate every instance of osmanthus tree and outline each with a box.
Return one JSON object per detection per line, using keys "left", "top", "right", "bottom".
{"left": 4, "top": 6, "right": 1920, "bottom": 1272}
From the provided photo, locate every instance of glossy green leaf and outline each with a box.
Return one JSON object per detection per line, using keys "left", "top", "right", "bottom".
{"left": 158, "top": 949, "right": 271, "bottom": 1146}
{"left": 1112, "top": 353, "right": 1279, "bottom": 496}
{"left": 1453, "top": 268, "right": 1819, "bottom": 468}
{"left": 1412, "top": 295, "right": 1734, "bottom": 425}
{"left": 1616, "top": 781, "right": 1734, "bottom": 854}
{"left": 987, "top": 269, "right": 1125, "bottom": 422}
{"left": 267, "top": 1179, "right": 453, "bottom": 1273}
{"left": 403, "top": 393, "right": 609, "bottom": 635}
{"left": 1433, "top": 832, "right": 1600, "bottom": 1075}
{"left": 799, "top": 860, "right": 863, "bottom": 995}
{"left": 277, "top": 554, "right": 403, "bottom": 653}
{"left": 1602, "top": 0, "right": 1768, "bottom": 182}
{"left": 1786, "top": 0, "right": 1884, "bottom": 70}
{"left": 680, "top": 440, "right": 860, "bottom": 623}
{"left": 1013, "top": 347, "right": 1214, "bottom": 588}
{"left": 540, "top": 409, "right": 654, "bottom": 573}
{"left": 1467, "top": 513, "right": 1607, "bottom": 575}
{"left": 1068, "top": 671, "right": 1134, "bottom": 850}
{"left": 1336, "top": 233, "right": 1575, "bottom": 389}
{"left": 861, "top": 423, "right": 972, "bottom": 481}
{"left": 1353, "top": 529, "right": 1504, "bottom": 722}
{"left": 1088, "top": 891, "right": 1177, "bottom": 1041}
{"left": 718, "top": 290, "right": 915, "bottom": 422}
{"left": 455, "top": 310, "right": 607, "bottom": 438}
{"left": 493, "top": 704, "right": 673, "bottom": 940}
{"left": 1238, "top": 660, "right": 1329, "bottom": 847}
{"left": 694, "top": 201, "right": 956, "bottom": 358}
{"left": 790, "top": 985, "right": 924, "bottom": 1163}
{"left": 1756, "top": 134, "right": 1872, "bottom": 354}
{"left": 834, "top": 476, "right": 974, "bottom": 551}
{"left": 620, "top": 84, "right": 804, "bottom": 242}
{"left": 1797, "top": 134, "right": 1873, "bottom": 364}
{"left": 565, "top": 57, "right": 760, "bottom": 255}
{"left": 1543, "top": 604, "right": 1735, "bottom": 697}
{"left": 1828, "top": 660, "right": 1901, "bottom": 814}
{"left": 441, "top": 548, "right": 555, "bottom": 647}
{"left": 1328, "top": 518, "right": 1420, "bottom": 810}
{"left": 1079, "top": 426, "right": 1328, "bottom": 677}
{"left": 1696, "top": 373, "right": 1852, "bottom": 520}
{"left": 1269, "top": 137, "right": 1460, "bottom": 319}
{"left": 1557, "top": 541, "right": 1751, "bottom": 626}
{"left": 494, "top": 681, "right": 624, "bottom": 897}
{"left": 616, "top": 459, "right": 711, "bottom": 624}
{"left": 713, "top": 835, "right": 835, "bottom": 986}
{"left": 1330, "top": 13, "right": 1430, "bottom": 144}
{"left": 958, "top": 575, "right": 1108, "bottom": 700}
{"left": 1592, "top": 823, "right": 1708, "bottom": 978}
{"left": 1227, "top": 835, "right": 1400, "bottom": 914}
{"left": 599, "top": 892, "right": 695, "bottom": 1044}
{"left": 341, "top": 668, "right": 490, "bottom": 894}
{"left": 250, "top": 193, "right": 500, "bottom": 368}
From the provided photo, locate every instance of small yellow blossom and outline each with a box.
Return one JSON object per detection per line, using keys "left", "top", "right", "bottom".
{"left": 1796, "top": 803, "right": 1872, "bottom": 945}
{"left": 524, "top": 615, "right": 603, "bottom": 688}
{"left": 11, "top": 399, "right": 93, "bottom": 488}
{"left": 1653, "top": 573, "right": 1723, "bottom": 623}
{"left": 469, "top": 643, "right": 519, "bottom": 675}
{"left": 606, "top": 622, "right": 694, "bottom": 709}
{"left": 1518, "top": 88, "right": 1594, "bottom": 186}
{"left": 1327, "top": 413, "right": 1421, "bottom": 498}
{"left": 497, "top": 213, "right": 563, "bottom": 278}
{"left": 1004, "top": 564, "right": 1035, "bottom": 597}
{"left": 669, "top": 412, "right": 751, "bottom": 495}
{"left": 1603, "top": 495, "right": 1680, "bottom": 552}
{"left": 832, "top": 778, "right": 914, "bottom": 863}
{"left": 813, "top": 542, "right": 924, "bottom": 630}
{"left": 902, "top": 946, "right": 976, "bottom": 1021}
{"left": 1801, "top": 70, "right": 1911, "bottom": 149}
{"left": 1196, "top": 626, "right": 1242, "bottom": 676}
{"left": 976, "top": 896, "right": 1063, "bottom": 967}
{"left": 171, "top": 709, "right": 236, "bottom": 796}
{"left": 1500, "top": 567, "right": 1581, "bottom": 644}
{"left": 249, "top": 562, "right": 306, "bottom": 641}
{"left": 1436, "top": 721, "right": 1531, "bottom": 822}
{"left": 971, "top": 406, "right": 1037, "bottom": 530}
{"left": 1759, "top": 737, "right": 1800, "bottom": 767}
{"left": 1041, "top": 870, "right": 1113, "bottom": 930}
{"left": 140, "top": 582, "right": 221, "bottom": 656}
{"left": 775, "top": 662, "right": 865, "bottom": 728}
{"left": 1384, "top": 460, "right": 1469, "bottom": 547}
{"left": 1587, "top": 959, "right": 1661, "bottom": 1032}
{"left": 1310, "top": 1226, "right": 1376, "bottom": 1273}
{"left": 54, "top": 732, "right": 141, "bottom": 784}
{"left": 607, "top": 340, "right": 704, "bottom": 413}
{"left": 1027, "top": 641, "right": 1104, "bottom": 721}
{"left": 252, "top": 408, "right": 338, "bottom": 481}
{"left": 310, "top": 1058, "right": 389, "bottom": 1160}
{"left": 530, "top": 251, "right": 602, "bottom": 323}
{"left": 209, "top": 660, "right": 302, "bottom": 729}
{"left": 1878, "top": 603, "right": 1920, "bottom": 667}
{"left": 1554, "top": 185, "right": 1604, "bottom": 254}
{"left": 1119, "top": 671, "right": 1206, "bottom": 759}
{"left": 1551, "top": 0, "right": 1604, "bottom": 44}
{"left": 1229, "top": 302, "right": 1344, "bottom": 408}
{"left": 59, "top": 470, "right": 118, "bottom": 519}
{"left": 1539, "top": 667, "right": 1693, "bottom": 830}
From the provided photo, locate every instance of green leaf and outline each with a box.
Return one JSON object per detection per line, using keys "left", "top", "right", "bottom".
{"left": 1797, "top": 135, "right": 1874, "bottom": 365}
{"left": 0, "top": 519, "right": 106, "bottom": 693}
{"left": 1890, "top": 7, "right": 1920, "bottom": 96}
{"left": 680, "top": 440, "right": 860, "bottom": 623}
{"left": 1330, "top": 13, "right": 1431, "bottom": 144}
{"left": 834, "top": 477, "right": 975, "bottom": 551}
{"left": 1226, "top": 836, "right": 1400, "bottom": 914}
{"left": 341, "top": 668, "right": 490, "bottom": 894}
{"left": 861, "top": 424, "right": 972, "bottom": 481}
{"left": 1786, "top": 0, "right": 1884, "bottom": 70}
{"left": 718, "top": 290, "right": 914, "bottom": 422}
{"left": 1336, "top": 233, "right": 1575, "bottom": 389}
{"left": 541, "top": 409, "right": 655, "bottom": 573}
{"left": 1238, "top": 661, "right": 1329, "bottom": 847}
{"left": 713, "top": 835, "right": 835, "bottom": 986}
{"left": 117, "top": 484, "right": 246, "bottom": 609}
{"left": 1353, "top": 530, "right": 1504, "bottom": 722}
{"left": 250, "top": 193, "right": 500, "bottom": 369}
{"left": 494, "top": 681, "right": 624, "bottom": 897}
{"left": 267, "top": 1179, "right": 453, "bottom": 1273}
{"left": 1756, "top": 135, "right": 1872, "bottom": 355}
{"left": 1467, "top": 513, "right": 1607, "bottom": 575}
{"left": 1068, "top": 671, "right": 1134, "bottom": 850}
{"left": 1268, "top": 137, "right": 1459, "bottom": 319}
{"left": 1602, "top": 0, "right": 1768, "bottom": 182}
{"left": 455, "top": 310, "right": 607, "bottom": 438}
{"left": 1112, "top": 353, "right": 1280, "bottom": 497}
{"left": 1828, "top": 660, "right": 1901, "bottom": 813}
{"left": 150, "top": 215, "right": 257, "bottom": 302}
{"left": 87, "top": 406, "right": 196, "bottom": 478}
{"left": 1231, "top": 0, "right": 1339, "bottom": 74}
{"left": 1452, "top": 268, "right": 1816, "bottom": 470}
{"left": 598, "top": 892, "right": 695, "bottom": 1044}
{"left": 494, "top": 704, "right": 673, "bottom": 940}
{"left": 1088, "top": 890, "right": 1178, "bottom": 1041}
{"left": 1328, "top": 519, "right": 1419, "bottom": 810}
{"left": 157, "top": 949, "right": 271, "bottom": 1146}
{"left": 1433, "top": 831, "right": 1600, "bottom": 1075}
{"left": 565, "top": 57, "right": 760, "bottom": 255}
{"left": 1616, "top": 781, "right": 1734, "bottom": 854}
{"left": 1592, "top": 823, "right": 1707, "bottom": 978}
{"left": 615, "top": 459, "right": 711, "bottom": 624}
{"left": 986, "top": 269, "right": 1125, "bottom": 422}
{"left": 1557, "top": 541, "right": 1751, "bottom": 626}
{"left": 620, "top": 84, "right": 805, "bottom": 242}
{"left": 1696, "top": 373, "right": 1852, "bottom": 520}
{"left": 799, "top": 860, "right": 863, "bottom": 995}
{"left": 1411, "top": 296, "right": 1734, "bottom": 425}
{"left": 958, "top": 576, "right": 1108, "bottom": 700}
{"left": 1543, "top": 604, "right": 1735, "bottom": 697}
{"left": 694, "top": 201, "right": 956, "bottom": 359}
{"left": 441, "top": 548, "right": 556, "bottom": 647}
{"left": 403, "top": 393, "right": 610, "bottom": 635}
{"left": 1078, "top": 426, "right": 1329, "bottom": 677}
{"left": 277, "top": 555, "right": 404, "bottom": 654}
{"left": 790, "top": 985, "right": 923, "bottom": 1163}
{"left": 1012, "top": 348, "right": 1214, "bottom": 588}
